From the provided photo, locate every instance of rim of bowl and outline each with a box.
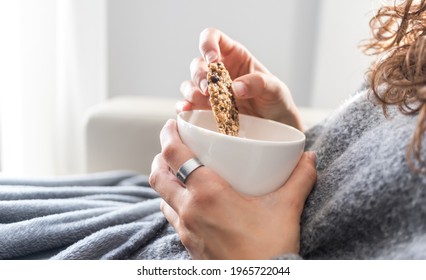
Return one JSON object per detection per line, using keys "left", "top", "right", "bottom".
{"left": 177, "top": 110, "right": 306, "bottom": 145}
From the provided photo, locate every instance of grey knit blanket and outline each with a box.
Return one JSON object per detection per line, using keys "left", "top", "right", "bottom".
{"left": 1, "top": 87, "right": 426, "bottom": 260}
{"left": 0, "top": 171, "right": 188, "bottom": 260}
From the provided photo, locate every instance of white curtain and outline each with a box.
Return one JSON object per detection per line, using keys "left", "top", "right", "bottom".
{"left": 0, "top": 0, "right": 107, "bottom": 176}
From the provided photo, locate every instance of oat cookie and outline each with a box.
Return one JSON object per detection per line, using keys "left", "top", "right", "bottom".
{"left": 207, "top": 62, "right": 239, "bottom": 136}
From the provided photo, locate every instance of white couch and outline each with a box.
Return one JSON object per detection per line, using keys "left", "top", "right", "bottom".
{"left": 84, "top": 96, "right": 331, "bottom": 175}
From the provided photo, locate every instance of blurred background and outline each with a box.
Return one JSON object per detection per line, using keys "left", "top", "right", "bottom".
{"left": 0, "top": 0, "right": 376, "bottom": 177}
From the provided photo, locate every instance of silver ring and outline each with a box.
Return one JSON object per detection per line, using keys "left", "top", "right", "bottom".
{"left": 176, "top": 158, "right": 204, "bottom": 183}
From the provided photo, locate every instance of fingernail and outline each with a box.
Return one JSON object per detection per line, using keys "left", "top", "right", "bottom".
{"left": 200, "top": 79, "right": 208, "bottom": 94}
{"left": 205, "top": 51, "right": 218, "bottom": 64}
{"left": 232, "top": 81, "right": 247, "bottom": 97}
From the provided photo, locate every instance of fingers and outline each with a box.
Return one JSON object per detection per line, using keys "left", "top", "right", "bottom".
{"left": 199, "top": 28, "right": 222, "bottom": 64}
{"left": 190, "top": 57, "right": 209, "bottom": 95}
{"left": 160, "top": 119, "right": 210, "bottom": 189}
{"left": 179, "top": 80, "right": 211, "bottom": 111}
{"left": 175, "top": 100, "right": 193, "bottom": 113}
{"left": 195, "top": 28, "right": 267, "bottom": 98}
{"left": 151, "top": 119, "right": 213, "bottom": 213}
{"left": 159, "top": 119, "right": 196, "bottom": 174}
{"left": 160, "top": 200, "right": 180, "bottom": 230}
{"left": 149, "top": 153, "right": 185, "bottom": 212}
{"left": 277, "top": 152, "right": 317, "bottom": 211}
{"left": 199, "top": 27, "right": 241, "bottom": 64}
{"left": 158, "top": 119, "right": 225, "bottom": 190}
{"left": 189, "top": 28, "right": 234, "bottom": 97}
{"left": 232, "top": 72, "right": 285, "bottom": 101}
{"left": 198, "top": 28, "right": 269, "bottom": 72}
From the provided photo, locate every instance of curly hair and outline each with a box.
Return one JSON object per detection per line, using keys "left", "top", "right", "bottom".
{"left": 364, "top": 0, "right": 426, "bottom": 172}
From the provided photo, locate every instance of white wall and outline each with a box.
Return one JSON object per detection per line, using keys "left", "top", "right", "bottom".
{"left": 107, "top": 0, "right": 319, "bottom": 107}
{"left": 311, "top": 0, "right": 375, "bottom": 109}
{"left": 107, "top": 0, "right": 377, "bottom": 110}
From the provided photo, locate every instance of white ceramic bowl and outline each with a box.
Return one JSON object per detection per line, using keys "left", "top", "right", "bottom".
{"left": 177, "top": 110, "right": 305, "bottom": 196}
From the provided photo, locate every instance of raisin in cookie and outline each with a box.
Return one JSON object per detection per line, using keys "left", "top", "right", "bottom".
{"left": 207, "top": 62, "right": 239, "bottom": 136}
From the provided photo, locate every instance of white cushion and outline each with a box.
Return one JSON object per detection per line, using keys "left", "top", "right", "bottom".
{"left": 84, "top": 96, "right": 331, "bottom": 175}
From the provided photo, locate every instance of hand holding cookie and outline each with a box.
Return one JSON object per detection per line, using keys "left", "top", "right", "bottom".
{"left": 178, "top": 28, "right": 303, "bottom": 131}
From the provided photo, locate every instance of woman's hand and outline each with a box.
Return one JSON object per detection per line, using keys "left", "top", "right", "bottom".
{"left": 178, "top": 28, "right": 303, "bottom": 130}
{"left": 149, "top": 120, "right": 317, "bottom": 259}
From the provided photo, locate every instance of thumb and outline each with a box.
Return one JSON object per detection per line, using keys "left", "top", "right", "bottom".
{"left": 232, "top": 72, "right": 286, "bottom": 101}
{"left": 276, "top": 152, "right": 317, "bottom": 211}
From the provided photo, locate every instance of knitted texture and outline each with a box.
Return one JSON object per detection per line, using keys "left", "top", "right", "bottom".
{"left": 297, "top": 88, "right": 426, "bottom": 259}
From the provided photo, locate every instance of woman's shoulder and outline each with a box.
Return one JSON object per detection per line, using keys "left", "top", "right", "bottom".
{"left": 300, "top": 86, "right": 426, "bottom": 260}
{"left": 305, "top": 87, "right": 378, "bottom": 149}
{"left": 305, "top": 84, "right": 420, "bottom": 174}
